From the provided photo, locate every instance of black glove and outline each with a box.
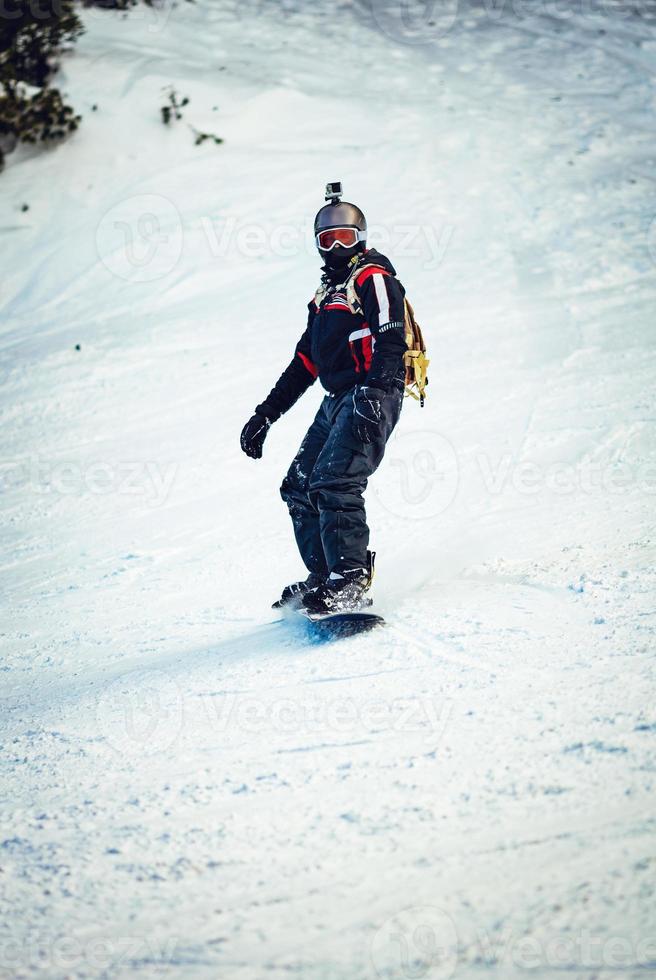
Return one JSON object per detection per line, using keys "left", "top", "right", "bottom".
{"left": 352, "top": 385, "right": 385, "bottom": 444}
{"left": 240, "top": 412, "right": 272, "bottom": 459}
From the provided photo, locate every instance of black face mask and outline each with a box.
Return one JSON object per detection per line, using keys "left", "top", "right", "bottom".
{"left": 323, "top": 249, "right": 351, "bottom": 270}
{"left": 319, "top": 242, "right": 364, "bottom": 272}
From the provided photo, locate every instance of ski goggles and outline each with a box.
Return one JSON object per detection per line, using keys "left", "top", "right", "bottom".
{"left": 315, "top": 226, "right": 362, "bottom": 251}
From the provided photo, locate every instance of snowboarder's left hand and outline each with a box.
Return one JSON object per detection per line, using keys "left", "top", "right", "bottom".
{"left": 352, "top": 385, "right": 385, "bottom": 444}
{"left": 240, "top": 412, "right": 272, "bottom": 459}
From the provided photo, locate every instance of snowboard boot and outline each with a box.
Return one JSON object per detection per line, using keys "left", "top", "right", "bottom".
{"left": 302, "top": 551, "right": 376, "bottom": 615}
{"left": 272, "top": 571, "right": 326, "bottom": 610}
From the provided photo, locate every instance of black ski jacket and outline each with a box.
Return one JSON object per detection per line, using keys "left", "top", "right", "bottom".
{"left": 256, "top": 249, "right": 407, "bottom": 421}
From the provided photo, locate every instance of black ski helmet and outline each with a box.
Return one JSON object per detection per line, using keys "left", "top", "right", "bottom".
{"left": 314, "top": 182, "right": 367, "bottom": 268}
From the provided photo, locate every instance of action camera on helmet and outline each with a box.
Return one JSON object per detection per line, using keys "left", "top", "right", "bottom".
{"left": 325, "top": 181, "right": 343, "bottom": 203}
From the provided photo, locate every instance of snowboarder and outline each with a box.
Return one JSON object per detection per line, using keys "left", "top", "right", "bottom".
{"left": 240, "top": 182, "right": 408, "bottom": 614}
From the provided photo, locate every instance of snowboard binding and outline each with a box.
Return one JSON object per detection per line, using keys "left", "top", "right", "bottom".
{"left": 302, "top": 551, "right": 376, "bottom": 616}
{"left": 272, "top": 571, "right": 326, "bottom": 610}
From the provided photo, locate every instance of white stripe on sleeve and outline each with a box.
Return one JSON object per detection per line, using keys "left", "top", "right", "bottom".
{"left": 348, "top": 326, "right": 372, "bottom": 342}
{"left": 373, "top": 273, "right": 390, "bottom": 327}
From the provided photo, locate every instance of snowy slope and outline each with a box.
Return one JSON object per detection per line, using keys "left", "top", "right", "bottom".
{"left": 1, "top": 1, "right": 655, "bottom": 977}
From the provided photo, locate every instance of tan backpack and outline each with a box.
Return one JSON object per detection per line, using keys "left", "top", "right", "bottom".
{"left": 341, "top": 262, "right": 430, "bottom": 406}
{"left": 401, "top": 297, "right": 429, "bottom": 407}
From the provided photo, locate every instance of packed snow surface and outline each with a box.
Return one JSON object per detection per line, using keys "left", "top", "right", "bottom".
{"left": 1, "top": 1, "right": 655, "bottom": 977}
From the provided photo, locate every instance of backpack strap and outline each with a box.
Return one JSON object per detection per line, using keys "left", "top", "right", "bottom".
{"left": 345, "top": 262, "right": 389, "bottom": 316}
{"left": 313, "top": 281, "right": 330, "bottom": 307}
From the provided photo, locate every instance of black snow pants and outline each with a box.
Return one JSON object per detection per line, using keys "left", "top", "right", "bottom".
{"left": 280, "top": 383, "right": 403, "bottom": 576}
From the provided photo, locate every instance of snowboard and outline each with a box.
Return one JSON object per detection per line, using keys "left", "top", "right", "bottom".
{"left": 294, "top": 607, "right": 385, "bottom": 640}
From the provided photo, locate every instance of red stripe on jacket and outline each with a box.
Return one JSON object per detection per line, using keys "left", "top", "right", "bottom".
{"left": 361, "top": 333, "right": 374, "bottom": 371}
{"left": 297, "top": 350, "right": 318, "bottom": 379}
{"left": 355, "top": 265, "right": 390, "bottom": 287}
